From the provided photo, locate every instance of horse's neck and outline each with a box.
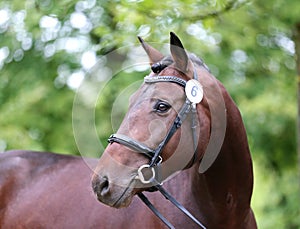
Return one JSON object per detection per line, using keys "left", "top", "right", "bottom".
{"left": 190, "top": 84, "right": 254, "bottom": 225}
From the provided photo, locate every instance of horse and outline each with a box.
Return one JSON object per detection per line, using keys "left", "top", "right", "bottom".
{"left": 0, "top": 32, "right": 257, "bottom": 228}
{"left": 91, "top": 32, "right": 257, "bottom": 228}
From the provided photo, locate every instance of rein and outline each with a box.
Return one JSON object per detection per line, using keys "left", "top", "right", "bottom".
{"left": 108, "top": 71, "right": 206, "bottom": 229}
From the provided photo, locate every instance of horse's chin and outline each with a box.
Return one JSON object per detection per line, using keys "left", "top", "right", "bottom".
{"left": 95, "top": 186, "right": 135, "bottom": 209}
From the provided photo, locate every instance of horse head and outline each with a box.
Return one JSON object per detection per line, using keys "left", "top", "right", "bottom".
{"left": 92, "top": 32, "right": 220, "bottom": 209}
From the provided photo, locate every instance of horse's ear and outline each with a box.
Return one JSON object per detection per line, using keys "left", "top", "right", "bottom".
{"left": 170, "top": 32, "right": 193, "bottom": 78}
{"left": 138, "top": 36, "right": 164, "bottom": 65}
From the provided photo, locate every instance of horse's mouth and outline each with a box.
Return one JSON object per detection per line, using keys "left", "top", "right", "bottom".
{"left": 92, "top": 174, "right": 137, "bottom": 209}
{"left": 94, "top": 185, "right": 134, "bottom": 208}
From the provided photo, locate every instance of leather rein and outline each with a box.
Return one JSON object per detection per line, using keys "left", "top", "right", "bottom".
{"left": 108, "top": 71, "right": 206, "bottom": 229}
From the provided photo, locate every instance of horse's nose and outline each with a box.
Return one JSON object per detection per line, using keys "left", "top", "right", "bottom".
{"left": 92, "top": 174, "right": 110, "bottom": 199}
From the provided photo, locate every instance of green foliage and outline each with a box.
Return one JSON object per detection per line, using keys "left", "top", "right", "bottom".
{"left": 0, "top": 0, "right": 299, "bottom": 227}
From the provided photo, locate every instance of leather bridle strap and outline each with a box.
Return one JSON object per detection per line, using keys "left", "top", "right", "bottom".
{"left": 138, "top": 184, "right": 206, "bottom": 229}
{"left": 137, "top": 192, "right": 175, "bottom": 229}
{"left": 156, "top": 185, "right": 206, "bottom": 228}
{"left": 108, "top": 134, "right": 155, "bottom": 159}
{"left": 144, "top": 75, "right": 187, "bottom": 87}
{"left": 149, "top": 97, "right": 192, "bottom": 167}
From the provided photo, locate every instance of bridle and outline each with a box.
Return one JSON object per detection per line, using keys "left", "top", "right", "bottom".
{"left": 108, "top": 70, "right": 206, "bottom": 228}
{"left": 108, "top": 69, "right": 206, "bottom": 229}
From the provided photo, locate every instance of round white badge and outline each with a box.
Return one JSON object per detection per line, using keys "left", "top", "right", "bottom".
{"left": 185, "top": 79, "right": 203, "bottom": 104}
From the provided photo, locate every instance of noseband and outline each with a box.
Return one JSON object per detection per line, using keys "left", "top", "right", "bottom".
{"left": 108, "top": 70, "right": 206, "bottom": 229}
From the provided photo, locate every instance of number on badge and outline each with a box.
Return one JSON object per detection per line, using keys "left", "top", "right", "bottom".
{"left": 191, "top": 86, "right": 198, "bottom": 97}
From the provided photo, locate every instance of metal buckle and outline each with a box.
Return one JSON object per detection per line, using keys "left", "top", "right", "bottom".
{"left": 156, "top": 156, "right": 163, "bottom": 165}
{"left": 137, "top": 164, "right": 156, "bottom": 184}
{"left": 136, "top": 156, "right": 162, "bottom": 184}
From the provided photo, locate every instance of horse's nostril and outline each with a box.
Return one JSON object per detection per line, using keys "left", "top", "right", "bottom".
{"left": 92, "top": 174, "right": 110, "bottom": 198}
{"left": 99, "top": 176, "right": 110, "bottom": 196}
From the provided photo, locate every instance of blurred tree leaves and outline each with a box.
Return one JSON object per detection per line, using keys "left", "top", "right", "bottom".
{"left": 0, "top": 0, "right": 299, "bottom": 228}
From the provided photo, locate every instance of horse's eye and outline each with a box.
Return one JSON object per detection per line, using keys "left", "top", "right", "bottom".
{"left": 154, "top": 101, "right": 171, "bottom": 113}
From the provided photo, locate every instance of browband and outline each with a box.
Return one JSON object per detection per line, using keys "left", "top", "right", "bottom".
{"left": 144, "top": 75, "right": 187, "bottom": 87}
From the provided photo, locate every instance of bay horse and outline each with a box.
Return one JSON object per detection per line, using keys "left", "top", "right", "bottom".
{"left": 91, "top": 32, "right": 257, "bottom": 228}
{"left": 0, "top": 32, "right": 256, "bottom": 228}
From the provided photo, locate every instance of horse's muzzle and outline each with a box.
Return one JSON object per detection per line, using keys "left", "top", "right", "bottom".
{"left": 91, "top": 173, "right": 134, "bottom": 208}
